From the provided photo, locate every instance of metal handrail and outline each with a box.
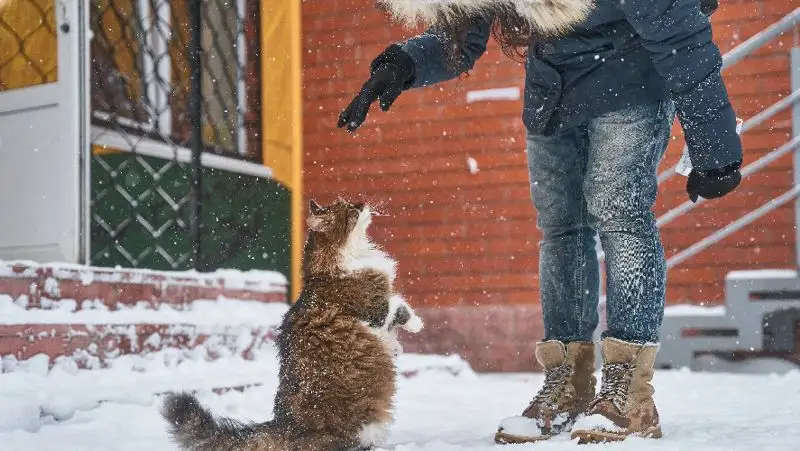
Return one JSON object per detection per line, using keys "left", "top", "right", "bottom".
{"left": 667, "top": 185, "right": 800, "bottom": 269}
{"left": 656, "top": 7, "right": 800, "bottom": 185}
{"left": 722, "top": 8, "right": 800, "bottom": 70}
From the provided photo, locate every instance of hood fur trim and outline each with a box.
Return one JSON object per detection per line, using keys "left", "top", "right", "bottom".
{"left": 376, "top": 0, "right": 594, "bottom": 35}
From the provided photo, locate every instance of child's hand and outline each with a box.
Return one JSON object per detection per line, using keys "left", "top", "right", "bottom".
{"left": 686, "top": 160, "right": 742, "bottom": 203}
{"left": 338, "top": 45, "right": 414, "bottom": 133}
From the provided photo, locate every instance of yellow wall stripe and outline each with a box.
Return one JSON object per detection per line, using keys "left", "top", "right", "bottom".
{"left": 289, "top": 0, "right": 304, "bottom": 302}
{"left": 262, "top": 0, "right": 303, "bottom": 301}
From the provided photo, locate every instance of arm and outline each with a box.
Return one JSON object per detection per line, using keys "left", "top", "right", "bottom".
{"left": 619, "top": 0, "right": 742, "bottom": 171}
{"left": 401, "top": 16, "right": 493, "bottom": 88}
{"left": 338, "top": 16, "right": 492, "bottom": 132}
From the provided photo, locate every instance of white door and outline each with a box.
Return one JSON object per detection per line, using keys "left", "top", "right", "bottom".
{"left": 0, "top": 0, "right": 88, "bottom": 263}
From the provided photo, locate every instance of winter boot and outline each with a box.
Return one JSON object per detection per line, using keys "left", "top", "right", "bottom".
{"left": 571, "top": 337, "right": 662, "bottom": 443}
{"left": 494, "top": 341, "right": 596, "bottom": 444}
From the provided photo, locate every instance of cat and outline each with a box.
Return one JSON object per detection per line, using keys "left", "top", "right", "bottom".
{"left": 161, "top": 198, "right": 423, "bottom": 451}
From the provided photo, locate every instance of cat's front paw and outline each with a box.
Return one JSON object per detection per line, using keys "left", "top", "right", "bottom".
{"left": 403, "top": 310, "right": 424, "bottom": 334}
{"left": 388, "top": 295, "right": 424, "bottom": 334}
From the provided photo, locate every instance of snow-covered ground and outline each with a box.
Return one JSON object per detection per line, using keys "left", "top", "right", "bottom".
{"left": 1, "top": 347, "right": 798, "bottom": 451}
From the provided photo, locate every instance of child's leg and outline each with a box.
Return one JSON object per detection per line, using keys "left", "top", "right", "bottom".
{"left": 584, "top": 100, "right": 676, "bottom": 344}
{"left": 527, "top": 127, "right": 600, "bottom": 343}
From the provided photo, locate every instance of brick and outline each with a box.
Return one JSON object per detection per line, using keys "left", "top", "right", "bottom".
{"left": 725, "top": 54, "right": 791, "bottom": 78}
{"left": 711, "top": 2, "right": 762, "bottom": 24}
{"left": 375, "top": 219, "right": 538, "bottom": 244}
{"left": 726, "top": 72, "right": 790, "bottom": 97}
{"left": 661, "top": 222, "right": 794, "bottom": 249}
{"left": 669, "top": 243, "right": 795, "bottom": 269}
{"left": 305, "top": 145, "right": 526, "bottom": 177}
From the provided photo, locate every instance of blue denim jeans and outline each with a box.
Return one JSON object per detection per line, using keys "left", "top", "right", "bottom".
{"left": 526, "top": 100, "right": 676, "bottom": 344}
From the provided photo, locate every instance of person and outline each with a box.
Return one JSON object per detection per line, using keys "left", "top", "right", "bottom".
{"left": 338, "top": 0, "right": 742, "bottom": 444}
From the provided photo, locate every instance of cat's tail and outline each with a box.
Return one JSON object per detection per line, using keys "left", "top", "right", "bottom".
{"left": 161, "top": 392, "right": 282, "bottom": 451}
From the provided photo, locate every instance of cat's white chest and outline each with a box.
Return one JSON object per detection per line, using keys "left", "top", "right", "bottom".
{"left": 340, "top": 235, "right": 397, "bottom": 282}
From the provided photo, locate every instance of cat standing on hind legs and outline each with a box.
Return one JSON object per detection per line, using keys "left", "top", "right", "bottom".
{"left": 161, "top": 198, "right": 422, "bottom": 451}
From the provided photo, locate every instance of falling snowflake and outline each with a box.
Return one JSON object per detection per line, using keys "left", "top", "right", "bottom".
{"left": 466, "top": 156, "right": 479, "bottom": 175}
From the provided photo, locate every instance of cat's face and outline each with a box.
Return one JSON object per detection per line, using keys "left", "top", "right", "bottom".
{"left": 306, "top": 198, "right": 371, "bottom": 244}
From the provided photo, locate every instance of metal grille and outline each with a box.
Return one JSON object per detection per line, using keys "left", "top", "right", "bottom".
{"left": 89, "top": 0, "right": 257, "bottom": 271}
{"left": 0, "top": 0, "right": 58, "bottom": 91}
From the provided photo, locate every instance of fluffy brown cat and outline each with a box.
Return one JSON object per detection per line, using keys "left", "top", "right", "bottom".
{"left": 161, "top": 198, "right": 423, "bottom": 451}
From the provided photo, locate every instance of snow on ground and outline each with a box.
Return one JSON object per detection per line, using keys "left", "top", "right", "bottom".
{"left": 1, "top": 347, "right": 798, "bottom": 451}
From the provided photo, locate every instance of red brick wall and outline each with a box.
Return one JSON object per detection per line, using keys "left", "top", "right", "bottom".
{"left": 301, "top": 0, "right": 799, "bottom": 371}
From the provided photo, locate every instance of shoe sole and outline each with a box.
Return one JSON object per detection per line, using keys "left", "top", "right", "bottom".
{"left": 571, "top": 426, "right": 662, "bottom": 444}
{"left": 494, "top": 431, "right": 552, "bottom": 445}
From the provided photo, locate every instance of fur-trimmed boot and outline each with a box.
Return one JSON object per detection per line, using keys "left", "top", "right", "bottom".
{"left": 495, "top": 341, "right": 596, "bottom": 444}
{"left": 571, "top": 337, "right": 662, "bottom": 443}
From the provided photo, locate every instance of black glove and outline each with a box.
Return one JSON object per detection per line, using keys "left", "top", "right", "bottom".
{"left": 700, "top": 0, "right": 719, "bottom": 16}
{"left": 686, "top": 160, "right": 742, "bottom": 203}
{"left": 337, "top": 44, "right": 415, "bottom": 133}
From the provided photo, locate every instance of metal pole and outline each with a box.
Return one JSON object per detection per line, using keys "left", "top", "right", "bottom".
{"left": 667, "top": 186, "right": 800, "bottom": 269}
{"left": 188, "top": 0, "right": 203, "bottom": 270}
{"left": 722, "top": 9, "right": 800, "bottom": 70}
{"left": 791, "top": 48, "right": 800, "bottom": 269}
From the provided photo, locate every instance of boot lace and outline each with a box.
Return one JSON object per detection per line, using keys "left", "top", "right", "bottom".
{"left": 594, "top": 362, "right": 634, "bottom": 412}
{"left": 530, "top": 364, "right": 572, "bottom": 408}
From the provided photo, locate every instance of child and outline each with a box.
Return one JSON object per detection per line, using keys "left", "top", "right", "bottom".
{"left": 338, "top": 0, "right": 742, "bottom": 443}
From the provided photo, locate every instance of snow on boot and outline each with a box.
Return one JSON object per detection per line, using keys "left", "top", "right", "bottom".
{"left": 571, "top": 337, "right": 662, "bottom": 443}
{"left": 495, "top": 341, "right": 596, "bottom": 444}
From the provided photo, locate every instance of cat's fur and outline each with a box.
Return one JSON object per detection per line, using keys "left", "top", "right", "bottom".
{"left": 161, "top": 198, "right": 422, "bottom": 451}
{"left": 376, "top": 0, "right": 594, "bottom": 36}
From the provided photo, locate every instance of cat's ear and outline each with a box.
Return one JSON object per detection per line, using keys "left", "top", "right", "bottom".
{"left": 307, "top": 215, "right": 329, "bottom": 233}
{"left": 309, "top": 199, "right": 324, "bottom": 216}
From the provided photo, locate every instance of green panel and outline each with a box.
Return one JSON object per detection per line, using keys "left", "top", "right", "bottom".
{"left": 199, "top": 165, "right": 290, "bottom": 275}
{"left": 90, "top": 152, "right": 290, "bottom": 282}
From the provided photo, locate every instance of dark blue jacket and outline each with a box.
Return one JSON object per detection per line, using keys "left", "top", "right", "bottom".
{"left": 400, "top": 0, "right": 742, "bottom": 171}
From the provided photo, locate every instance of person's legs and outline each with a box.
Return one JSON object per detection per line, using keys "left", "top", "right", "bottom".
{"left": 495, "top": 127, "right": 599, "bottom": 445}
{"left": 528, "top": 128, "right": 600, "bottom": 343}
{"left": 584, "top": 100, "right": 675, "bottom": 344}
{"left": 571, "top": 100, "right": 676, "bottom": 443}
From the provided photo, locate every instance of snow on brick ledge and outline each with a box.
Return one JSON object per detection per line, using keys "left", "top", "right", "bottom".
{"left": 725, "top": 269, "right": 798, "bottom": 280}
{"left": 0, "top": 323, "right": 279, "bottom": 370}
{"left": 0, "top": 260, "right": 288, "bottom": 309}
{"left": 0, "top": 300, "right": 291, "bottom": 370}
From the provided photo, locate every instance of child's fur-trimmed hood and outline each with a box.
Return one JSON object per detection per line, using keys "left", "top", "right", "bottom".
{"left": 376, "top": 0, "right": 594, "bottom": 35}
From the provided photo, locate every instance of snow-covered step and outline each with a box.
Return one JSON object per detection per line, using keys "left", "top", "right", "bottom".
{"left": 0, "top": 261, "right": 288, "bottom": 310}
{"left": 657, "top": 304, "right": 741, "bottom": 370}
{"left": 656, "top": 269, "right": 800, "bottom": 371}
{"left": 0, "top": 298, "right": 289, "bottom": 370}
{"left": 725, "top": 269, "right": 800, "bottom": 352}
{"left": 0, "top": 323, "right": 278, "bottom": 370}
